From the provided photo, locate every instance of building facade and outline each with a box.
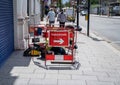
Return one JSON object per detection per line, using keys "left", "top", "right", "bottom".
{"left": 14, "top": 0, "right": 41, "bottom": 50}
{"left": 0, "top": 0, "right": 41, "bottom": 65}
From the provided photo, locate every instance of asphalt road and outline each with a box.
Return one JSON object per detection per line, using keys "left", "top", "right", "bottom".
{"left": 79, "top": 14, "right": 120, "bottom": 50}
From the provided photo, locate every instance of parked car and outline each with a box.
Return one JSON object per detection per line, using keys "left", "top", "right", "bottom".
{"left": 113, "top": 6, "right": 120, "bottom": 16}
{"left": 80, "top": 10, "right": 87, "bottom": 16}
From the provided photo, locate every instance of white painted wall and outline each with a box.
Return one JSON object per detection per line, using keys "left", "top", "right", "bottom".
{"left": 22, "top": 0, "right": 27, "bottom": 17}
{"left": 29, "top": 0, "right": 41, "bottom": 25}
{"left": 35, "top": 0, "right": 40, "bottom": 25}
{"left": 48, "top": 0, "right": 51, "bottom": 6}
{"left": 13, "top": 0, "right": 18, "bottom": 49}
{"left": 14, "top": 0, "right": 41, "bottom": 49}
{"left": 17, "top": 0, "right": 23, "bottom": 18}
{"left": 30, "top": 0, "right": 34, "bottom": 15}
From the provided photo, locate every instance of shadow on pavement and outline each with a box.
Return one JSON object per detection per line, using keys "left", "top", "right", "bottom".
{"left": 0, "top": 50, "right": 31, "bottom": 85}
{"left": 0, "top": 50, "right": 81, "bottom": 84}
{"left": 46, "top": 61, "right": 81, "bottom": 70}
{"left": 32, "top": 57, "right": 81, "bottom": 70}
{"left": 89, "top": 36, "right": 105, "bottom": 42}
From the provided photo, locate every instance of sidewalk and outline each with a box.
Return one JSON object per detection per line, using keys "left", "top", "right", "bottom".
{"left": 91, "top": 14, "right": 120, "bottom": 19}
{"left": 1, "top": 20, "right": 120, "bottom": 85}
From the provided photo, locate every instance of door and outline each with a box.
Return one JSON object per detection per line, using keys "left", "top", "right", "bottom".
{"left": 0, "top": 0, "right": 14, "bottom": 65}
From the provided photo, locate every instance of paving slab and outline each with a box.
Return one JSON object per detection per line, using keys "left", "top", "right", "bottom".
{"left": 1, "top": 21, "right": 120, "bottom": 85}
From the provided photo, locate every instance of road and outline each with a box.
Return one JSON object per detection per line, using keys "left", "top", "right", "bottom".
{"left": 78, "top": 14, "right": 120, "bottom": 50}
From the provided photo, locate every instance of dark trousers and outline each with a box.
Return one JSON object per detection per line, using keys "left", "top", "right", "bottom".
{"left": 59, "top": 22, "right": 65, "bottom": 27}
{"left": 49, "top": 21, "right": 55, "bottom": 27}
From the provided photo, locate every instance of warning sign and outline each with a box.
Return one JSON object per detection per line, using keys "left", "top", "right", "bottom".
{"left": 49, "top": 31, "right": 69, "bottom": 47}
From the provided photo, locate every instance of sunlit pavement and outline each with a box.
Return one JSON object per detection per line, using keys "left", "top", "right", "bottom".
{"left": 0, "top": 20, "right": 120, "bottom": 85}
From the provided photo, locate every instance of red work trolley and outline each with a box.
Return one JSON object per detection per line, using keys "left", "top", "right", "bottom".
{"left": 43, "top": 26, "right": 79, "bottom": 69}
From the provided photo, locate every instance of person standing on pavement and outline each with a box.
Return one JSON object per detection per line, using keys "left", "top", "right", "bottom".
{"left": 57, "top": 9, "right": 67, "bottom": 27}
{"left": 45, "top": 5, "right": 49, "bottom": 16}
{"left": 47, "top": 8, "right": 55, "bottom": 27}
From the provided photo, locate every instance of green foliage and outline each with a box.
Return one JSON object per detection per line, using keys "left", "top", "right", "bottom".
{"left": 91, "top": 4, "right": 100, "bottom": 8}
{"left": 64, "top": 2, "right": 70, "bottom": 7}
{"left": 90, "top": 0, "right": 99, "bottom": 5}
